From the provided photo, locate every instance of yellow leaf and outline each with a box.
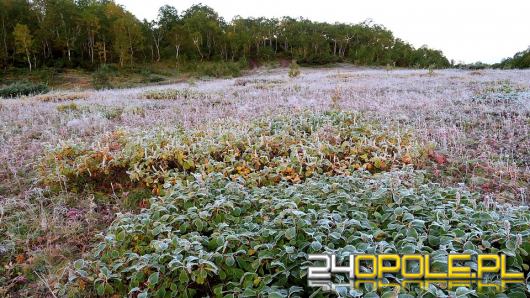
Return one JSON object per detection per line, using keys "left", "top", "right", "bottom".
{"left": 253, "top": 277, "right": 261, "bottom": 286}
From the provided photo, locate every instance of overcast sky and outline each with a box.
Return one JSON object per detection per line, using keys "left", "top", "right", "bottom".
{"left": 115, "top": 0, "right": 530, "bottom": 64}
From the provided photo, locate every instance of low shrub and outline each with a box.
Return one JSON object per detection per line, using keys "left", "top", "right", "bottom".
{"left": 139, "top": 68, "right": 151, "bottom": 77}
{"left": 147, "top": 75, "right": 165, "bottom": 83}
{"left": 56, "top": 103, "right": 79, "bottom": 112}
{"left": 0, "top": 81, "right": 49, "bottom": 98}
{"left": 234, "top": 78, "right": 285, "bottom": 87}
{"left": 195, "top": 62, "right": 243, "bottom": 78}
{"left": 288, "top": 60, "right": 301, "bottom": 78}
{"left": 35, "top": 67, "right": 59, "bottom": 83}
{"left": 40, "top": 112, "right": 417, "bottom": 194}
{"left": 92, "top": 64, "right": 115, "bottom": 90}
{"left": 63, "top": 169, "right": 530, "bottom": 297}
{"left": 34, "top": 91, "right": 91, "bottom": 102}
{"left": 139, "top": 68, "right": 166, "bottom": 83}
{"left": 101, "top": 107, "right": 124, "bottom": 120}
{"left": 141, "top": 89, "right": 209, "bottom": 100}
{"left": 427, "top": 65, "right": 436, "bottom": 76}
{"left": 129, "top": 106, "right": 146, "bottom": 117}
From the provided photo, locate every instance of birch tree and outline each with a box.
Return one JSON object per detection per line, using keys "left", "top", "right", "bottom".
{"left": 13, "top": 23, "right": 33, "bottom": 71}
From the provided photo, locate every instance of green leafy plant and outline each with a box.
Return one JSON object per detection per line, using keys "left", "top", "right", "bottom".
{"left": 63, "top": 169, "right": 530, "bottom": 297}
{"left": 40, "top": 112, "right": 417, "bottom": 193}
{"left": 0, "top": 81, "right": 49, "bottom": 98}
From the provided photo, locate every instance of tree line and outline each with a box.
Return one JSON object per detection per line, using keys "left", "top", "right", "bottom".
{"left": 0, "top": 0, "right": 451, "bottom": 72}
{"left": 494, "top": 47, "right": 530, "bottom": 69}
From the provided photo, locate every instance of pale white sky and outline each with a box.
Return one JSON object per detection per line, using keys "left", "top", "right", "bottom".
{"left": 116, "top": 0, "right": 530, "bottom": 64}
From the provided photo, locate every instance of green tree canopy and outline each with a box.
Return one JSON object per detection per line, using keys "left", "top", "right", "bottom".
{"left": 0, "top": 0, "right": 452, "bottom": 70}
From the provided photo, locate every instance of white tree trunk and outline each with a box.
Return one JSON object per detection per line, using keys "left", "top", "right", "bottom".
{"left": 26, "top": 50, "right": 32, "bottom": 71}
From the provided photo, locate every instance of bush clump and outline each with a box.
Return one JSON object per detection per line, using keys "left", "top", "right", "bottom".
{"left": 92, "top": 64, "right": 115, "bottom": 90}
{"left": 147, "top": 75, "right": 165, "bottom": 83}
{"left": 288, "top": 60, "right": 301, "bottom": 78}
{"left": 0, "top": 81, "right": 49, "bottom": 98}
{"left": 141, "top": 89, "right": 209, "bottom": 100}
{"left": 195, "top": 62, "right": 243, "bottom": 78}
{"left": 64, "top": 169, "right": 530, "bottom": 297}
{"left": 139, "top": 68, "right": 166, "bottom": 83}
{"left": 56, "top": 103, "right": 79, "bottom": 112}
{"left": 35, "top": 91, "right": 91, "bottom": 102}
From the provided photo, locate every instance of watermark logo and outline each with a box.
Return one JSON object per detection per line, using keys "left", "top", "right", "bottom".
{"left": 307, "top": 253, "right": 525, "bottom": 293}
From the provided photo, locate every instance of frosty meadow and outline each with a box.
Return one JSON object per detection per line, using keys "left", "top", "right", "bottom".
{"left": 1, "top": 67, "right": 530, "bottom": 297}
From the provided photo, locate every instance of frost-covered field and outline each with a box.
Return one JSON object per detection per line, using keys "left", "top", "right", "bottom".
{"left": 1, "top": 67, "right": 529, "bottom": 296}
{"left": 2, "top": 67, "right": 529, "bottom": 199}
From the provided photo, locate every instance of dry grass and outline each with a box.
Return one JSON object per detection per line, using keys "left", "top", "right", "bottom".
{"left": 32, "top": 91, "right": 92, "bottom": 102}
